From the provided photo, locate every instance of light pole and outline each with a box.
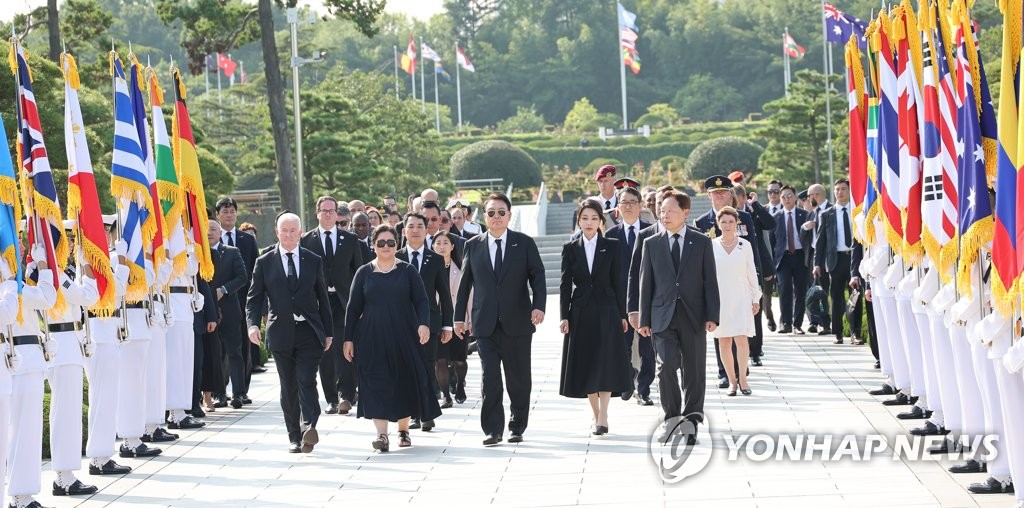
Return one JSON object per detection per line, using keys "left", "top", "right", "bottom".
{"left": 287, "top": 7, "right": 324, "bottom": 226}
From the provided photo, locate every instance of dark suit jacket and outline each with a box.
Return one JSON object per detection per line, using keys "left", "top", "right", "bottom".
{"left": 559, "top": 235, "right": 626, "bottom": 321}
{"left": 814, "top": 205, "right": 853, "bottom": 273}
{"left": 357, "top": 237, "right": 375, "bottom": 262}
{"left": 397, "top": 245, "right": 453, "bottom": 334}
{"left": 300, "top": 228, "right": 363, "bottom": 335}
{"left": 193, "top": 277, "right": 217, "bottom": 336}
{"left": 210, "top": 243, "right": 248, "bottom": 331}
{"left": 772, "top": 207, "right": 811, "bottom": 269}
{"left": 638, "top": 229, "right": 720, "bottom": 333}
{"left": 606, "top": 220, "right": 650, "bottom": 301}
{"left": 627, "top": 224, "right": 702, "bottom": 314}
{"left": 454, "top": 230, "right": 546, "bottom": 337}
{"left": 693, "top": 208, "right": 773, "bottom": 278}
{"left": 232, "top": 228, "right": 258, "bottom": 276}
{"left": 245, "top": 246, "right": 334, "bottom": 350}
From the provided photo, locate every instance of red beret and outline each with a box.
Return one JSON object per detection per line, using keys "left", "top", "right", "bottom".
{"left": 728, "top": 171, "right": 744, "bottom": 183}
{"left": 594, "top": 164, "right": 617, "bottom": 181}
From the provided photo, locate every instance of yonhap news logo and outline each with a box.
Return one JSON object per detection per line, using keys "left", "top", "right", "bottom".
{"left": 648, "top": 414, "right": 713, "bottom": 484}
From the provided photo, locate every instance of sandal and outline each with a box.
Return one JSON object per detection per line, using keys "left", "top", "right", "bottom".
{"left": 398, "top": 430, "right": 412, "bottom": 448}
{"left": 372, "top": 434, "right": 389, "bottom": 453}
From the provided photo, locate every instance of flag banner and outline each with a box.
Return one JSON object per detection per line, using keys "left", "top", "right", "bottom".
{"left": 435, "top": 61, "right": 451, "bottom": 82}
{"left": 11, "top": 41, "right": 68, "bottom": 317}
{"left": 785, "top": 33, "right": 807, "bottom": 60}
{"left": 120, "top": 200, "right": 147, "bottom": 302}
{"left": 217, "top": 53, "right": 237, "bottom": 76}
{"left": 128, "top": 55, "right": 167, "bottom": 280}
{"left": 864, "top": 98, "right": 881, "bottom": 246}
{"left": 846, "top": 36, "right": 867, "bottom": 234}
{"left": 402, "top": 36, "right": 417, "bottom": 74}
{"left": 618, "top": 2, "right": 641, "bottom": 74}
{"left": 0, "top": 113, "right": 23, "bottom": 299}
{"left": 62, "top": 51, "right": 114, "bottom": 314}
{"left": 953, "top": 8, "right": 994, "bottom": 295}
{"left": 894, "top": 1, "right": 924, "bottom": 266}
{"left": 149, "top": 67, "right": 187, "bottom": 278}
{"left": 617, "top": 2, "right": 638, "bottom": 30}
{"left": 874, "top": 10, "right": 904, "bottom": 256}
{"left": 420, "top": 43, "right": 441, "bottom": 62}
{"left": 825, "top": 2, "right": 869, "bottom": 48}
{"left": 991, "top": 0, "right": 1021, "bottom": 316}
{"left": 456, "top": 46, "right": 475, "bottom": 72}
{"left": 928, "top": 0, "right": 960, "bottom": 281}
{"left": 172, "top": 67, "right": 213, "bottom": 281}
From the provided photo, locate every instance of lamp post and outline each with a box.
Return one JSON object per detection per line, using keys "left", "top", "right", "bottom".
{"left": 287, "top": 7, "right": 324, "bottom": 225}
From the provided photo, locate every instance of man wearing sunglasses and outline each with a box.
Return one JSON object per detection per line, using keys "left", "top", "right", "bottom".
{"left": 454, "top": 193, "right": 546, "bottom": 446}
{"left": 300, "top": 196, "right": 364, "bottom": 416}
{"left": 422, "top": 201, "right": 465, "bottom": 262}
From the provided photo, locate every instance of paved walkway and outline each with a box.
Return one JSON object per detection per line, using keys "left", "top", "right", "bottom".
{"left": 43, "top": 296, "right": 1015, "bottom": 507}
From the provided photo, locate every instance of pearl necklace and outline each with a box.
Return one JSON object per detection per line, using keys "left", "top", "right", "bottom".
{"left": 375, "top": 260, "right": 397, "bottom": 273}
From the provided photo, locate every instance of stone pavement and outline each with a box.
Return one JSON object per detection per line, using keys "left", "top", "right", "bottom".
{"left": 41, "top": 296, "right": 1015, "bottom": 507}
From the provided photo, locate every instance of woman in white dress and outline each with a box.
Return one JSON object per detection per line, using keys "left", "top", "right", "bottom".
{"left": 712, "top": 207, "right": 762, "bottom": 396}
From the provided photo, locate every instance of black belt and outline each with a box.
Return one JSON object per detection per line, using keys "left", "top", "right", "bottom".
{"left": 12, "top": 335, "right": 39, "bottom": 346}
{"left": 88, "top": 309, "right": 120, "bottom": 318}
{"left": 125, "top": 301, "right": 149, "bottom": 309}
{"left": 152, "top": 294, "right": 165, "bottom": 304}
{"left": 170, "top": 286, "right": 193, "bottom": 294}
{"left": 48, "top": 322, "right": 81, "bottom": 333}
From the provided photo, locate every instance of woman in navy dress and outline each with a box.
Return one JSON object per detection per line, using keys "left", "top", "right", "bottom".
{"left": 559, "top": 199, "right": 631, "bottom": 436}
{"left": 344, "top": 225, "right": 441, "bottom": 452}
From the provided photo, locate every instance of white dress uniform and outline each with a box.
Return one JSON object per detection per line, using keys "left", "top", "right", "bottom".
{"left": 116, "top": 262, "right": 156, "bottom": 455}
{"left": 927, "top": 281, "right": 962, "bottom": 439}
{"left": 143, "top": 262, "right": 173, "bottom": 437}
{"left": 0, "top": 278, "right": 25, "bottom": 506}
{"left": 165, "top": 255, "right": 199, "bottom": 424}
{"left": 946, "top": 283, "right": 986, "bottom": 450}
{"left": 878, "top": 259, "right": 911, "bottom": 393}
{"left": 7, "top": 265, "right": 56, "bottom": 504}
{"left": 912, "top": 268, "right": 946, "bottom": 430}
{"left": 895, "top": 268, "right": 927, "bottom": 401}
{"left": 979, "top": 312, "right": 1023, "bottom": 499}
{"left": 46, "top": 264, "right": 99, "bottom": 492}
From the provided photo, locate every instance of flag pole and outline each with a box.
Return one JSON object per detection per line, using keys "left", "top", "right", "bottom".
{"left": 419, "top": 37, "right": 426, "bottom": 112}
{"left": 618, "top": 7, "right": 628, "bottom": 130}
{"left": 456, "top": 42, "right": 463, "bottom": 132}
{"left": 204, "top": 53, "right": 210, "bottom": 118}
{"left": 784, "top": 27, "right": 791, "bottom": 96}
{"left": 820, "top": 0, "right": 835, "bottom": 186}
{"left": 393, "top": 45, "right": 400, "bottom": 100}
{"left": 216, "top": 52, "right": 223, "bottom": 120}
{"left": 433, "top": 62, "right": 440, "bottom": 132}
{"left": 411, "top": 42, "right": 417, "bottom": 101}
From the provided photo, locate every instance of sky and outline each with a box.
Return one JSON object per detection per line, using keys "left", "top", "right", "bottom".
{"left": 0, "top": 0, "right": 445, "bottom": 23}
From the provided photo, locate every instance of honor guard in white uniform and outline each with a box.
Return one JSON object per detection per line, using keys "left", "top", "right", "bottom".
{"left": 142, "top": 259, "right": 175, "bottom": 444}
{"left": 84, "top": 215, "right": 133, "bottom": 476}
{"left": 0, "top": 264, "right": 25, "bottom": 506}
{"left": 46, "top": 220, "right": 100, "bottom": 497}
{"left": 165, "top": 244, "right": 204, "bottom": 430}
{"left": 7, "top": 243, "right": 57, "bottom": 508}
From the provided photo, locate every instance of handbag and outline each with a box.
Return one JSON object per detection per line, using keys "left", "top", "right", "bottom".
{"left": 845, "top": 288, "right": 862, "bottom": 326}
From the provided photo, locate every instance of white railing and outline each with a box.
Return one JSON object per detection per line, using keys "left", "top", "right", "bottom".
{"left": 509, "top": 182, "right": 546, "bottom": 237}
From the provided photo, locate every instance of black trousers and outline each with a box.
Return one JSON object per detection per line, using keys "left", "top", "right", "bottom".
{"left": 201, "top": 330, "right": 224, "bottom": 393}
{"left": 240, "top": 317, "right": 252, "bottom": 393}
{"left": 654, "top": 301, "right": 706, "bottom": 422}
{"left": 625, "top": 327, "right": 656, "bottom": 398}
{"left": 777, "top": 250, "right": 808, "bottom": 328}
{"left": 828, "top": 251, "right": 852, "bottom": 339}
{"left": 317, "top": 302, "right": 355, "bottom": 404}
{"left": 219, "top": 323, "right": 247, "bottom": 399}
{"left": 477, "top": 322, "right": 532, "bottom": 437}
{"left": 761, "top": 277, "right": 776, "bottom": 326}
{"left": 419, "top": 328, "right": 441, "bottom": 398}
{"left": 192, "top": 328, "right": 205, "bottom": 411}
{"left": 849, "top": 287, "right": 880, "bottom": 360}
{"left": 273, "top": 321, "right": 325, "bottom": 443}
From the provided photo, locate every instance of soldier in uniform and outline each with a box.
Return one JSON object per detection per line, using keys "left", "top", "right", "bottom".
{"left": 0, "top": 257, "right": 25, "bottom": 506}
{"left": 47, "top": 220, "right": 100, "bottom": 496}
{"left": 165, "top": 240, "right": 205, "bottom": 430}
{"left": 142, "top": 257, "right": 176, "bottom": 445}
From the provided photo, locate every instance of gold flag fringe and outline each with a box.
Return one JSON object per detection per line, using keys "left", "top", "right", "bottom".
{"left": 956, "top": 218, "right": 992, "bottom": 296}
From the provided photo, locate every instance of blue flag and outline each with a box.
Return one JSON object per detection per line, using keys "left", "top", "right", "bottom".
{"left": 824, "top": 3, "right": 868, "bottom": 48}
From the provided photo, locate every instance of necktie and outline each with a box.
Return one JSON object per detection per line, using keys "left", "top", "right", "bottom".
{"left": 627, "top": 225, "right": 636, "bottom": 252}
{"left": 226, "top": 231, "right": 234, "bottom": 247}
{"left": 671, "top": 234, "right": 681, "bottom": 273}
{"left": 842, "top": 207, "right": 852, "bottom": 247}
{"left": 286, "top": 252, "right": 297, "bottom": 286}
{"left": 324, "top": 231, "right": 334, "bottom": 259}
{"left": 605, "top": 200, "right": 612, "bottom": 210}
{"left": 493, "top": 239, "right": 503, "bottom": 275}
{"left": 411, "top": 250, "right": 420, "bottom": 272}
{"left": 787, "top": 211, "right": 795, "bottom": 254}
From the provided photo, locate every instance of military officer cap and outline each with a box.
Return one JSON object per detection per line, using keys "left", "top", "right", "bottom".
{"left": 613, "top": 177, "right": 640, "bottom": 190}
{"left": 704, "top": 175, "right": 733, "bottom": 192}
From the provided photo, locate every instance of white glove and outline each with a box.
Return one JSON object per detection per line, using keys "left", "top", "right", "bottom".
{"left": 157, "top": 263, "right": 172, "bottom": 286}
{"left": 1004, "top": 342, "right": 1024, "bottom": 374}
{"left": 164, "top": 308, "right": 175, "bottom": 327}
{"left": 145, "top": 266, "right": 155, "bottom": 284}
{"left": 26, "top": 261, "right": 37, "bottom": 275}
{"left": 30, "top": 244, "right": 46, "bottom": 265}
{"left": 186, "top": 254, "right": 199, "bottom": 276}
{"left": 82, "top": 339, "right": 95, "bottom": 358}
{"left": 42, "top": 337, "right": 58, "bottom": 361}
{"left": 0, "top": 260, "right": 12, "bottom": 280}
{"left": 115, "top": 239, "right": 128, "bottom": 258}
{"left": 192, "top": 290, "right": 205, "bottom": 311}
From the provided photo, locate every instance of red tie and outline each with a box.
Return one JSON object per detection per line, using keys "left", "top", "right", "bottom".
{"left": 787, "top": 211, "right": 795, "bottom": 254}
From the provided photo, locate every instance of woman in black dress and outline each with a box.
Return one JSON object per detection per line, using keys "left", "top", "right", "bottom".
{"left": 343, "top": 225, "right": 442, "bottom": 452}
{"left": 558, "top": 199, "right": 631, "bottom": 435}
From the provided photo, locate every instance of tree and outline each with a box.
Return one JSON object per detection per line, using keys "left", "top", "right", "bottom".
{"left": 496, "top": 105, "right": 546, "bottom": 133}
{"left": 684, "top": 136, "right": 762, "bottom": 182}
{"left": 755, "top": 69, "right": 844, "bottom": 186}
{"left": 672, "top": 74, "right": 745, "bottom": 122}
{"left": 444, "top": 0, "right": 502, "bottom": 46}
{"left": 563, "top": 97, "right": 600, "bottom": 132}
{"left": 451, "top": 140, "right": 541, "bottom": 188}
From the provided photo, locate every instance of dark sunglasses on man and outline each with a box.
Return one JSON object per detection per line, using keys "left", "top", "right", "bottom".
{"left": 486, "top": 210, "right": 507, "bottom": 217}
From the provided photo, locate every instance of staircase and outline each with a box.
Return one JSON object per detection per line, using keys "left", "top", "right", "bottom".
{"left": 534, "top": 233, "right": 571, "bottom": 295}
{"left": 545, "top": 202, "right": 578, "bottom": 236}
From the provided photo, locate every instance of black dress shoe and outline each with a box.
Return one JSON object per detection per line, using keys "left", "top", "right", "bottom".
{"left": 8, "top": 501, "right": 47, "bottom": 508}
{"left": 949, "top": 459, "right": 986, "bottom": 473}
{"left": 792, "top": 327, "right": 805, "bottom": 335}
{"left": 868, "top": 384, "right": 897, "bottom": 396}
{"left": 751, "top": 357, "right": 763, "bottom": 367}
{"left": 882, "top": 393, "right": 914, "bottom": 406}
{"left": 896, "top": 406, "right": 931, "bottom": 420}
{"left": 926, "top": 438, "right": 956, "bottom": 454}
{"left": 230, "top": 398, "right": 243, "bottom": 409}
{"left": 421, "top": 419, "right": 435, "bottom": 432}
{"left": 767, "top": 320, "right": 776, "bottom": 332}
{"left": 620, "top": 389, "right": 634, "bottom": 401}
{"left": 142, "top": 428, "right": 179, "bottom": 442}
{"left": 440, "top": 397, "right": 453, "bottom": 409}
{"left": 833, "top": 337, "right": 844, "bottom": 344}
{"left": 779, "top": 325, "right": 793, "bottom": 334}
{"left": 968, "top": 477, "right": 1014, "bottom": 494}
{"left": 718, "top": 378, "right": 729, "bottom": 389}
{"left": 482, "top": 434, "right": 502, "bottom": 446}
{"left": 191, "top": 407, "right": 206, "bottom": 418}
{"left": 637, "top": 395, "right": 654, "bottom": 406}
{"left": 240, "top": 395, "right": 252, "bottom": 405}
{"left": 409, "top": 419, "right": 422, "bottom": 430}
{"left": 819, "top": 327, "right": 832, "bottom": 336}
{"left": 213, "top": 400, "right": 228, "bottom": 408}
{"left": 168, "top": 416, "right": 205, "bottom": 429}
{"left": 325, "top": 403, "right": 339, "bottom": 414}
{"left": 288, "top": 442, "right": 302, "bottom": 453}
{"left": 593, "top": 425, "right": 608, "bottom": 436}
{"left": 252, "top": 366, "right": 267, "bottom": 374}
{"left": 910, "top": 421, "right": 948, "bottom": 436}
{"left": 852, "top": 337, "right": 866, "bottom": 345}
{"left": 53, "top": 479, "right": 98, "bottom": 496}
{"left": 508, "top": 433, "right": 523, "bottom": 443}
{"left": 88, "top": 459, "right": 131, "bottom": 476}
{"left": 119, "top": 442, "right": 162, "bottom": 458}
{"left": 808, "top": 324, "right": 818, "bottom": 334}
{"left": 874, "top": 360, "right": 881, "bottom": 369}
{"left": 301, "top": 427, "right": 319, "bottom": 453}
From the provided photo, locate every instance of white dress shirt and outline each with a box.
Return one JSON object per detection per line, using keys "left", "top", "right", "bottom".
{"left": 833, "top": 202, "right": 853, "bottom": 252}
{"left": 407, "top": 244, "right": 425, "bottom": 270}
{"left": 595, "top": 194, "right": 618, "bottom": 210}
{"left": 783, "top": 207, "right": 803, "bottom": 250}
{"left": 222, "top": 228, "right": 237, "bottom": 247}
{"left": 319, "top": 226, "right": 338, "bottom": 255}
{"left": 279, "top": 245, "right": 303, "bottom": 320}
{"left": 666, "top": 226, "right": 686, "bottom": 260}
{"left": 582, "top": 233, "right": 598, "bottom": 273}
{"left": 488, "top": 230, "right": 508, "bottom": 270}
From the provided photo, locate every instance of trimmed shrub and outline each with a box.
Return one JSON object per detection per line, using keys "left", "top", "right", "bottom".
{"left": 684, "top": 136, "right": 763, "bottom": 183}
{"left": 450, "top": 140, "right": 542, "bottom": 188}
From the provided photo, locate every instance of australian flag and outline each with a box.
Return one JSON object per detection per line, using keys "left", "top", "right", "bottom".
{"left": 824, "top": 3, "right": 868, "bottom": 48}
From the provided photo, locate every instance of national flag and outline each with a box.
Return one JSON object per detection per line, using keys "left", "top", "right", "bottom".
{"left": 618, "top": 3, "right": 641, "bottom": 74}
{"left": 992, "top": 0, "right": 1022, "bottom": 317}
{"left": 110, "top": 52, "right": 150, "bottom": 301}
{"left": 61, "top": 51, "right": 114, "bottom": 313}
{"left": 420, "top": 43, "right": 441, "bottom": 62}
{"left": 401, "top": 36, "right": 416, "bottom": 74}
{"left": 172, "top": 67, "right": 213, "bottom": 281}
{"left": 824, "top": 2, "right": 869, "bottom": 48}
{"left": 456, "top": 46, "right": 475, "bottom": 72}
{"left": 0, "top": 114, "right": 23, "bottom": 299}
{"left": 864, "top": 98, "right": 881, "bottom": 246}
{"left": 617, "top": 2, "right": 638, "bottom": 31}
{"left": 875, "top": 10, "right": 903, "bottom": 255}
{"left": 435, "top": 61, "right": 451, "bottom": 82}
{"left": 622, "top": 47, "right": 641, "bottom": 74}
{"left": 11, "top": 41, "right": 68, "bottom": 317}
{"left": 129, "top": 55, "right": 167, "bottom": 280}
{"left": 785, "top": 33, "right": 806, "bottom": 60}
{"left": 953, "top": 16, "right": 993, "bottom": 295}
{"left": 930, "top": 1, "right": 961, "bottom": 282}
{"left": 217, "top": 53, "right": 237, "bottom": 77}
{"left": 149, "top": 67, "right": 187, "bottom": 278}
{"left": 846, "top": 37, "right": 867, "bottom": 233}
{"left": 894, "top": 1, "right": 924, "bottom": 266}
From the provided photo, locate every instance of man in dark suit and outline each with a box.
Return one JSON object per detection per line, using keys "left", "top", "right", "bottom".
{"left": 635, "top": 191, "right": 720, "bottom": 444}
{"left": 300, "top": 196, "right": 363, "bottom": 415}
{"left": 351, "top": 212, "right": 375, "bottom": 261}
{"left": 814, "top": 179, "right": 859, "bottom": 345}
{"left": 191, "top": 277, "right": 217, "bottom": 418}
{"left": 803, "top": 184, "right": 832, "bottom": 335}
{"left": 206, "top": 220, "right": 249, "bottom": 409}
{"left": 247, "top": 212, "right": 334, "bottom": 453}
{"left": 454, "top": 192, "right": 546, "bottom": 446}
{"left": 605, "top": 184, "right": 654, "bottom": 405}
{"left": 627, "top": 185, "right": 680, "bottom": 324}
{"left": 216, "top": 197, "right": 260, "bottom": 401}
{"left": 773, "top": 186, "right": 811, "bottom": 334}
{"left": 397, "top": 213, "right": 453, "bottom": 430}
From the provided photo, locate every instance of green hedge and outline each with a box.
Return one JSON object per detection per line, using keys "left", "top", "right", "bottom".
{"left": 522, "top": 141, "right": 701, "bottom": 169}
